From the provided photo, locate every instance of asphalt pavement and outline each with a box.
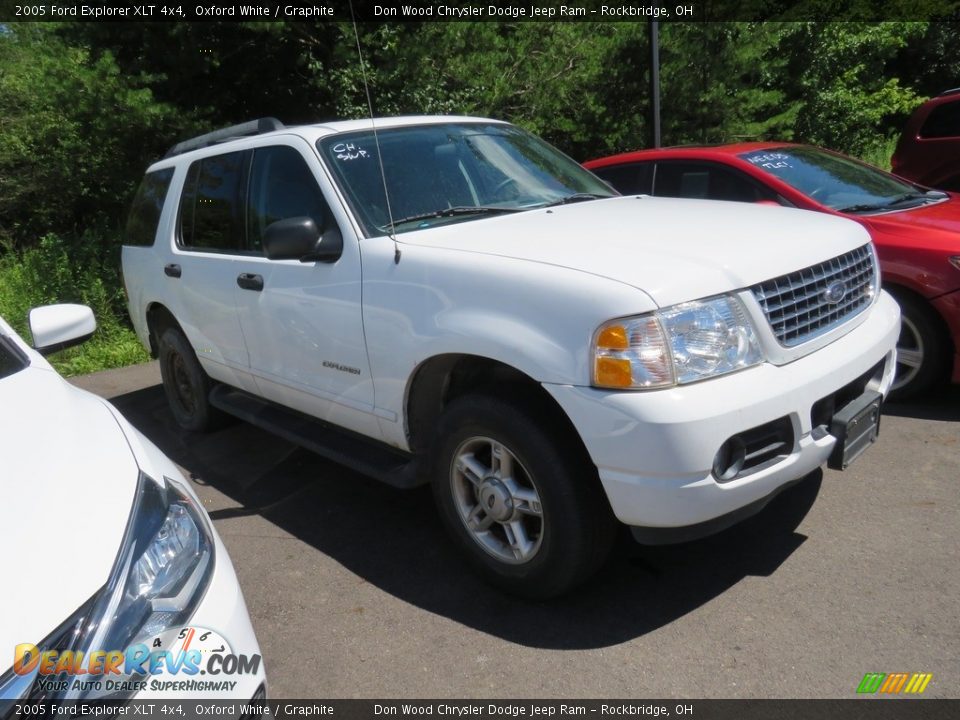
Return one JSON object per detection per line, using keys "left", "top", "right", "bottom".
{"left": 70, "top": 362, "right": 959, "bottom": 699}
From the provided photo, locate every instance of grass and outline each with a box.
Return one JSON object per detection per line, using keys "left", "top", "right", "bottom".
{"left": 46, "top": 327, "right": 150, "bottom": 377}
{"left": 0, "top": 233, "right": 150, "bottom": 377}
{"left": 856, "top": 134, "right": 899, "bottom": 172}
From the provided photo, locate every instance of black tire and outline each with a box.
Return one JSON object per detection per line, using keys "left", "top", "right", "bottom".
{"left": 157, "top": 326, "right": 224, "bottom": 432}
{"left": 888, "top": 290, "right": 949, "bottom": 401}
{"left": 431, "top": 394, "right": 616, "bottom": 599}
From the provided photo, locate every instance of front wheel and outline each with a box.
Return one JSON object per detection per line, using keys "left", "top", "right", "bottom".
{"left": 889, "top": 291, "right": 948, "bottom": 401}
{"left": 431, "top": 395, "right": 616, "bottom": 598}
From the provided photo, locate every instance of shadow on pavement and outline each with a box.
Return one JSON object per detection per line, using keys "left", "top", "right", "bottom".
{"left": 108, "top": 383, "right": 820, "bottom": 651}
{"left": 883, "top": 384, "right": 960, "bottom": 422}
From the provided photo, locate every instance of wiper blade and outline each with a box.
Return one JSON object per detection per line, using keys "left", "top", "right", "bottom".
{"left": 540, "top": 193, "right": 610, "bottom": 208}
{"left": 838, "top": 193, "right": 930, "bottom": 213}
{"left": 386, "top": 206, "right": 521, "bottom": 230}
{"left": 837, "top": 202, "right": 890, "bottom": 213}
{"left": 886, "top": 192, "right": 931, "bottom": 206}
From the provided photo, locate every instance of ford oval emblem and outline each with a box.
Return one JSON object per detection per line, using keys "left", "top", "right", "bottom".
{"left": 823, "top": 280, "right": 847, "bottom": 304}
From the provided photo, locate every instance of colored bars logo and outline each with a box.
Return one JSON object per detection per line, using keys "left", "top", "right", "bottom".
{"left": 857, "top": 672, "right": 933, "bottom": 694}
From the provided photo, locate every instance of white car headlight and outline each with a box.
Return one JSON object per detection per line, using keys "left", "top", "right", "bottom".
{"left": 12, "top": 472, "right": 214, "bottom": 702}
{"left": 592, "top": 295, "right": 764, "bottom": 389}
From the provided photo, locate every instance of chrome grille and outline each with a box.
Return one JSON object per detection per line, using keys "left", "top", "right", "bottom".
{"left": 752, "top": 244, "right": 876, "bottom": 347}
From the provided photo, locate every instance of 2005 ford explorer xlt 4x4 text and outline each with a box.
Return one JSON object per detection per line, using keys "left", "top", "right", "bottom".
{"left": 121, "top": 116, "right": 900, "bottom": 597}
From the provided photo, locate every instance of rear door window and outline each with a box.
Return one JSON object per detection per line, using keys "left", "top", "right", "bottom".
{"left": 124, "top": 168, "right": 174, "bottom": 247}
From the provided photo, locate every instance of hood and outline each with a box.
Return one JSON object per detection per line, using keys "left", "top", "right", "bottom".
{"left": 0, "top": 366, "right": 136, "bottom": 668}
{"left": 397, "top": 196, "right": 872, "bottom": 307}
{"left": 860, "top": 197, "right": 960, "bottom": 249}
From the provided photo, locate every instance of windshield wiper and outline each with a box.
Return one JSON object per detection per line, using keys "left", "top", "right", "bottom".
{"left": 386, "top": 206, "right": 521, "bottom": 231}
{"left": 540, "top": 193, "right": 611, "bottom": 208}
{"left": 838, "top": 192, "right": 938, "bottom": 213}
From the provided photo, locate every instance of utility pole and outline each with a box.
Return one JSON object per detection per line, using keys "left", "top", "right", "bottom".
{"left": 648, "top": 20, "right": 661, "bottom": 148}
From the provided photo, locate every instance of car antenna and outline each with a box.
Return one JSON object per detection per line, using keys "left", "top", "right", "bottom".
{"left": 349, "top": 0, "right": 401, "bottom": 264}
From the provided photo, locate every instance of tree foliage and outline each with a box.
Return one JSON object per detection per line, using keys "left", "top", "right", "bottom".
{"left": 0, "top": 25, "right": 184, "bottom": 248}
{"left": 1, "top": 18, "right": 954, "bottom": 373}
{"left": 0, "top": 19, "right": 955, "bottom": 253}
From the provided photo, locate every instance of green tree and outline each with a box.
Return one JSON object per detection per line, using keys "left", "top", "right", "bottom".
{"left": 659, "top": 22, "right": 795, "bottom": 146}
{"left": 777, "top": 22, "right": 927, "bottom": 157}
{"left": 0, "top": 24, "right": 183, "bottom": 249}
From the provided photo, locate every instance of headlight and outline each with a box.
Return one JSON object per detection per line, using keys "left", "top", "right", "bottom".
{"left": 14, "top": 472, "right": 214, "bottom": 701}
{"left": 592, "top": 295, "right": 764, "bottom": 389}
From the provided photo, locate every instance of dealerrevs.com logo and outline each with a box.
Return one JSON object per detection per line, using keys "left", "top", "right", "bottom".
{"left": 13, "top": 626, "right": 262, "bottom": 694}
{"left": 856, "top": 672, "right": 934, "bottom": 695}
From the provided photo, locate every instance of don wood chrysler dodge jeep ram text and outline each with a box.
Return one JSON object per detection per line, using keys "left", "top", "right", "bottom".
{"left": 121, "top": 116, "right": 900, "bottom": 597}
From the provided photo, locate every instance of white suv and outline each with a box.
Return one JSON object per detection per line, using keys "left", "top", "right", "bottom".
{"left": 122, "top": 116, "right": 900, "bottom": 597}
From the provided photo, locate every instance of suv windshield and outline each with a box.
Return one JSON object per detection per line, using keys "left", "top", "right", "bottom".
{"left": 0, "top": 334, "right": 28, "bottom": 381}
{"left": 318, "top": 123, "right": 616, "bottom": 235}
{"left": 739, "top": 146, "right": 941, "bottom": 213}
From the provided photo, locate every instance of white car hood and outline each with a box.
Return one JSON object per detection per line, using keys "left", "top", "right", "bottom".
{"left": 398, "top": 196, "right": 872, "bottom": 307}
{"left": 0, "top": 365, "right": 136, "bottom": 664}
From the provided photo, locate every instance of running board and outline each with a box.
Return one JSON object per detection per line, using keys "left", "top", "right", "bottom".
{"left": 209, "top": 385, "right": 424, "bottom": 489}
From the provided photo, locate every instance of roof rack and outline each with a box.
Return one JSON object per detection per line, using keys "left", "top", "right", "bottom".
{"left": 164, "top": 118, "right": 285, "bottom": 158}
{"left": 937, "top": 88, "right": 960, "bottom": 97}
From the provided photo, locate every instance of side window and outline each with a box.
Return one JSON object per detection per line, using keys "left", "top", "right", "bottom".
{"left": 591, "top": 163, "right": 653, "bottom": 195}
{"left": 179, "top": 151, "right": 247, "bottom": 252}
{"left": 919, "top": 100, "right": 960, "bottom": 139}
{"left": 653, "top": 161, "right": 776, "bottom": 203}
{"left": 124, "top": 168, "right": 174, "bottom": 247}
{"left": 247, "top": 146, "right": 334, "bottom": 253}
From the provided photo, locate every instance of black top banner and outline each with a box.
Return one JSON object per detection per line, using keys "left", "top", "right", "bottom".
{"left": 0, "top": 0, "right": 958, "bottom": 23}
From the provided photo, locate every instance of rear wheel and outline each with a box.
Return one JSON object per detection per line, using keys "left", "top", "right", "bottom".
{"left": 432, "top": 394, "right": 616, "bottom": 598}
{"left": 889, "top": 290, "right": 949, "bottom": 401}
{"left": 158, "top": 326, "right": 224, "bottom": 431}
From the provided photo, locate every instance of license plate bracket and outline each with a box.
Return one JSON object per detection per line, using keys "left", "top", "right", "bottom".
{"left": 827, "top": 390, "right": 883, "bottom": 470}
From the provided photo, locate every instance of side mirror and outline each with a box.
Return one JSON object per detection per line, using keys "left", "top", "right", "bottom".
{"left": 263, "top": 217, "right": 343, "bottom": 264}
{"left": 29, "top": 304, "right": 96, "bottom": 355}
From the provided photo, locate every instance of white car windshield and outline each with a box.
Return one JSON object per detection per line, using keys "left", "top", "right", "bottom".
{"left": 318, "top": 122, "right": 616, "bottom": 235}
{"left": 0, "top": 334, "right": 27, "bottom": 381}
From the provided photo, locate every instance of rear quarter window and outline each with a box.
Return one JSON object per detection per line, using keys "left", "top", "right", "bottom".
{"left": 919, "top": 100, "right": 960, "bottom": 139}
{"left": 124, "top": 168, "right": 175, "bottom": 247}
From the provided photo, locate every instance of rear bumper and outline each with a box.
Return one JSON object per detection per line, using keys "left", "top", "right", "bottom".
{"left": 545, "top": 292, "right": 900, "bottom": 530}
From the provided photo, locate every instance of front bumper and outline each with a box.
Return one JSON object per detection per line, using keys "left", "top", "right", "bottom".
{"left": 545, "top": 291, "right": 900, "bottom": 530}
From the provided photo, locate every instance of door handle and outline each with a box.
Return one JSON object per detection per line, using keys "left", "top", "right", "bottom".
{"left": 164, "top": 263, "right": 182, "bottom": 278}
{"left": 237, "top": 273, "right": 264, "bottom": 291}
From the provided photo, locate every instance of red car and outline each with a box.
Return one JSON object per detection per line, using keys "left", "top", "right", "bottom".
{"left": 584, "top": 143, "right": 960, "bottom": 400}
{"left": 892, "top": 89, "right": 960, "bottom": 192}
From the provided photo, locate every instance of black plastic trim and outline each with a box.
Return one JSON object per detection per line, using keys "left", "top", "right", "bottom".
{"left": 209, "top": 385, "right": 423, "bottom": 489}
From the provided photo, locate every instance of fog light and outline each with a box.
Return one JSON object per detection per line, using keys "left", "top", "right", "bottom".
{"left": 713, "top": 436, "right": 746, "bottom": 481}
